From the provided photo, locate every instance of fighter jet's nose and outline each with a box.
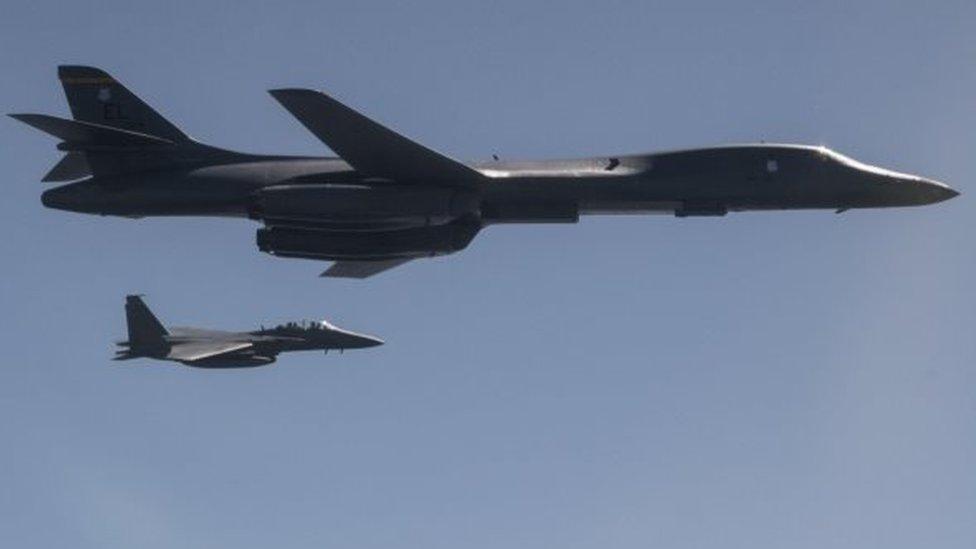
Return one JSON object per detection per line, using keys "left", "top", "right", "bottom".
{"left": 336, "top": 330, "right": 384, "bottom": 349}
{"left": 359, "top": 335, "right": 384, "bottom": 348}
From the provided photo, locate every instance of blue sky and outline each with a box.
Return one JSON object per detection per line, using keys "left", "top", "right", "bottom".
{"left": 1, "top": 1, "right": 974, "bottom": 548}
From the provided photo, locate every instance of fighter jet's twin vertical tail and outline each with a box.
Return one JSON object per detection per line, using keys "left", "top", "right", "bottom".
{"left": 125, "top": 295, "right": 168, "bottom": 350}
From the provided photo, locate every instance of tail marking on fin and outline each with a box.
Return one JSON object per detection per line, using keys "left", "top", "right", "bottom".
{"left": 58, "top": 65, "right": 190, "bottom": 143}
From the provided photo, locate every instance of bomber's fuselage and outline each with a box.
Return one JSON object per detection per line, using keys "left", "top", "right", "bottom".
{"left": 41, "top": 143, "right": 957, "bottom": 264}
{"left": 41, "top": 144, "right": 956, "bottom": 220}
{"left": 18, "top": 65, "right": 960, "bottom": 276}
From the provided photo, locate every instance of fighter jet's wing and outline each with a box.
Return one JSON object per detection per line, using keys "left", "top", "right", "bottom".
{"left": 321, "top": 258, "right": 413, "bottom": 279}
{"left": 269, "top": 89, "right": 483, "bottom": 188}
{"left": 166, "top": 341, "right": 254, "bottom": 362}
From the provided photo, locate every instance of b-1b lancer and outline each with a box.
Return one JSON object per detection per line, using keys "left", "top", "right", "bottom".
{"left": 13, "top": 65, "right": 959, "bottom": 278}
{"left": 115, "top": 295, "right": 382, "bottom": 368}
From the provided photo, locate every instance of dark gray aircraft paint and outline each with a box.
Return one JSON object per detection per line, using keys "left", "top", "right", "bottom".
{"left": 116, "top": 295, "right": 382, "bottom": 368}
{"left": 12, "top": 66, "right": 959, "bottom": 278}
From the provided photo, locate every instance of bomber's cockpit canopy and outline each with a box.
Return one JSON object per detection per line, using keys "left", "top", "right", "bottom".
{"left": 817, "top": 146, "right": 922, "bottom": 181}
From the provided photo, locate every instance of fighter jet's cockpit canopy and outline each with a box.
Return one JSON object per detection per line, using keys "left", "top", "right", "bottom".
{"left": 273, "top": 320, "right": 337, "bottom": 332}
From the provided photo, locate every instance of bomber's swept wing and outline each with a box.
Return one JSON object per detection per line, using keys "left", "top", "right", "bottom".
{"left": 166, "top": 341, "right": 254, "bottom": 362}
{"left": 269, "top": 88, "right": 483, "bottom": 188}
{"left": 321, "top": 258, "right": 413, "bottom": 279}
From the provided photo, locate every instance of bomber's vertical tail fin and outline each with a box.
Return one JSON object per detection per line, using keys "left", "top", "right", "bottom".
{"left": 58, "top": 65, "right": 190, "bottom": 142}
{"left": 125, "top": 295, "right": 169, "bottom": 350}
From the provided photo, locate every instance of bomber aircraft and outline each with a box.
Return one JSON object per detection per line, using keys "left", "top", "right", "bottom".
{"left": 12, "top": 66, "right": 959, "bottom": 278}
{"left": 115, "top": 295, "right": 382, "bottom": 368}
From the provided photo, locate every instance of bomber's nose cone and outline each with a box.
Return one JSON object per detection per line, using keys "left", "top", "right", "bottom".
{"left": 921, "top": 179, "right": 960, "bottom": 204}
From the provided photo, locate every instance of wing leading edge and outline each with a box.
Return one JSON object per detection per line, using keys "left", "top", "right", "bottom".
{"left": 269, "top": 88, "right": 483, "bottom": 188}
{"left": 166, "top": 341, "right": 254, "bottom": 362}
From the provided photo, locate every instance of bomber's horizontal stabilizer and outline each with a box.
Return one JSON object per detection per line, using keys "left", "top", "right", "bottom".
{"left": 42, "top": 152, "right": 91, "bottom": 182}
{"left": 9, "top": 113, "right": 174, "bottom": 148}
{"left": 269, "top": 88, "right": 483, "bottom": 188}
{"left": 321, "top": 258, "right": 413, "bottom": 279}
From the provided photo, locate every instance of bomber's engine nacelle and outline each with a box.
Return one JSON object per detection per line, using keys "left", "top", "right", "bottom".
{"left": 250, "top": 184, "right": 480, "bottom": 231}
{"left": 256, "top": 219, "right": 482, "bottom": 261}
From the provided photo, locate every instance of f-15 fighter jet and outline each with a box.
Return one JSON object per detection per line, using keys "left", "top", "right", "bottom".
{"left": 115, "top": 295, "right": 382, "bottom": 368}
{"left": 12, "top": 66, "right": 958, "bottom": 278}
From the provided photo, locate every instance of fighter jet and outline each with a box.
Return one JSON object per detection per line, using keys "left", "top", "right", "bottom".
{"left": 115, "top": 295, "right": 382, "bottom": 368}
{"left": 12, "top": 65, "right": 959, "bottom": 278}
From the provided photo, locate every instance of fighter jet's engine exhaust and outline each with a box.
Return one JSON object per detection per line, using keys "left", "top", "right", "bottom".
{"left": 256, "top": 218, "right": 482, "bottom": 261}
{"left": 249, "top": 185, "right": 480, "bottom": 231}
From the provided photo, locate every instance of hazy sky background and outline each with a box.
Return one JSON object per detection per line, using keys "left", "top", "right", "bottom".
{"left": 1, "top": 1, "right": 974, "bottom": 548}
